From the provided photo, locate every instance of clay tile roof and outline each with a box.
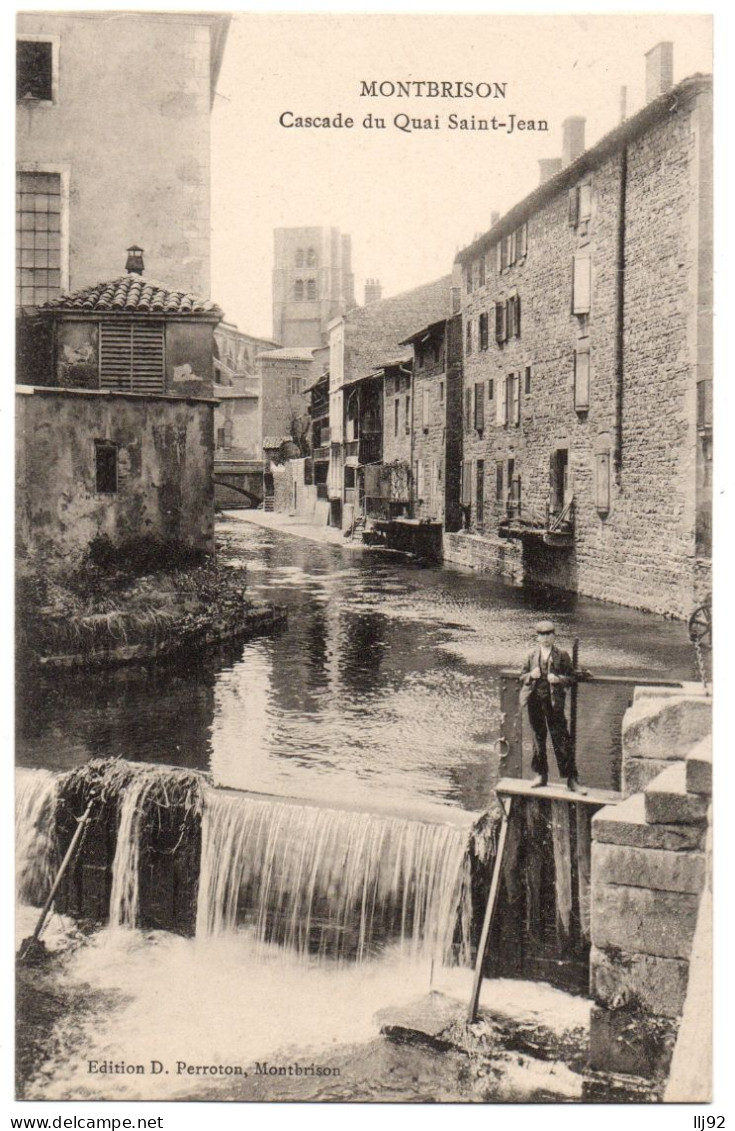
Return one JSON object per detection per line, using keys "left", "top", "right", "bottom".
{"left": 41, "top": 274, "right": 224, "bottom": 318}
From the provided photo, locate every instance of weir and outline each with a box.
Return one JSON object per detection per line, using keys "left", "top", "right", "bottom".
{"left": 16, "top": 762, "right": 475, "bottom": 967}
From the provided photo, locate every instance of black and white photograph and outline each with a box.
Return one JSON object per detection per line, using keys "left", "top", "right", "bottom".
{"left": 13, "top": 7, "right": 715, "bottom": 1112}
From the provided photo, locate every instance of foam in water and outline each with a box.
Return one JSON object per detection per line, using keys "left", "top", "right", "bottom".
{"left": 196, "top": 789, "right": 473, "bottom": 965}
{"left": 16, "top": 767, "right": 59, "bottom": 905}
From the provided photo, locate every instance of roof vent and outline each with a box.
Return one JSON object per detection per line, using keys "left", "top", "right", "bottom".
{"left": 125, "top": 245, "right": 145, "bottom": 275}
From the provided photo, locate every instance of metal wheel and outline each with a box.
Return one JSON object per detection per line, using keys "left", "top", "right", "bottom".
{"left": 688, "top": 600, "right": 712, "bottom": 648}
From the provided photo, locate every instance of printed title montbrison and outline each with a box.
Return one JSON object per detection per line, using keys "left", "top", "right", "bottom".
{"left": 359, "top": 80, "right": 507, "bottom": 98}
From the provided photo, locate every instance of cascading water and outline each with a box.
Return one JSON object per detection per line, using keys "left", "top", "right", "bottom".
{"left": 108, "top": 773, "right": 161, "bottom": 930}
{"left": 16, "top": 767, "right": 59, "bottom": 905}
{"left": 196, "top": 789, "right": 473, "bottom": 965}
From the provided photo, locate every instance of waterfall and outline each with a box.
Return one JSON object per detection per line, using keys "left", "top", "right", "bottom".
{"left": 108, "top": 773, "right": 161, "bottom": 929}
{"left": 196, "top": 789, "right": 473, "bottom": 965}
{"left": 16, "top": 767, "right": 59, "bottom": 905}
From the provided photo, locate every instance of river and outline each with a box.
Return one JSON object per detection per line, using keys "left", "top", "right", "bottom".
{"left": 16, "top": 515, "right": 697, "bottom": 1102}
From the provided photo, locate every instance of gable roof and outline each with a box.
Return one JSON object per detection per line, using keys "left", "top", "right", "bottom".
{"left": 456, "top": 73, "right": 711, "bottom": 266}
{"left": 342, "top": 275, "right": 451, "bottom": 386}
{"left": 41, "top": 275, "right": 223, "bottom": 318}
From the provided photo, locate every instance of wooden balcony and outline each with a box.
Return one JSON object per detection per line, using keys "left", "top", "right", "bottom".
{"left": 499, "top": 497, "right": 575, "bottom": 548}
{"left": 359, "top": 432, "right": 382, "bottom": 465}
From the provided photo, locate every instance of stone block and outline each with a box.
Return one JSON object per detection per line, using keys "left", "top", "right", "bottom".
{"left": 591, "top": 883, "right": 699, "bottom": 959}
{"left": 645, "top": 763, "right": 709, "bottom": 826}
{"left": 592, "top": 794, "right": 705, "bottom": 851}
{"left": 623, "top": 756, "right": 671, "bottom": 796}
{"left": 588, "top": 1004, "right": 678, "bottom": 1079}
{"left": 632, "top": 683, "right": 707, "bottom": 703}
{"left": 686, "top": 735, "right": 712, "bottom": 796}
{"left": 589, "top": 945, "right": 690, "bottom": 1018}
{"left": 592, "top": 842, "right": 705, "bottom": 894}
{"left": 622, "top": 697, "right": 712, "bottom": 765}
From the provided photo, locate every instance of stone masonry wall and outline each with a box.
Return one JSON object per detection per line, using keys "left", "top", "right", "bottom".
{"left": 458, "top": 85, "right": 709, "bottom": 618}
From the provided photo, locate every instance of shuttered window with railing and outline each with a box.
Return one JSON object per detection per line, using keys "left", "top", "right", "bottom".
{"left": 99, "top": 323, "right": 165, "bottom": 394}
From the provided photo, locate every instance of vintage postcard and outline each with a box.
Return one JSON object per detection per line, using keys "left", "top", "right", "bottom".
{"left": 14, "top": 8, "right": 714, "bottom": 1112}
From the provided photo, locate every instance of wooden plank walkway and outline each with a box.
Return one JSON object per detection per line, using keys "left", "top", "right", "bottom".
{"left": 496, "top": 776, "right": 620, "bottom": 807}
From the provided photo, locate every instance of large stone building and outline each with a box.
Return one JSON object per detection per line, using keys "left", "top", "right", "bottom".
{"left": 16, "top": 11, "right": 229, "bottom": 310}
{"left": 452, "top": 45, "right": 711, "bottom": 618}
{"left": 272, "top": 227, "right": 356, "bottom": 348}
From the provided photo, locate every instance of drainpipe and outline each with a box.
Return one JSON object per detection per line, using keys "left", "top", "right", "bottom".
{"left": 400, "top": 363, "right": 413, "bottom": 517}
{"left": 613, "top": 146, "right": 627, "bottom": 483}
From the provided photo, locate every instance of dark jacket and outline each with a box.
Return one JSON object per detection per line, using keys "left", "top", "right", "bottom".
{"left": 519, "top": 644, "right": 575, "bottom": 710}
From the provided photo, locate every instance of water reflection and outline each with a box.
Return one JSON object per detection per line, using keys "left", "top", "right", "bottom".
{"left": 17, "top": 516, "right": 695, "bottom": 814}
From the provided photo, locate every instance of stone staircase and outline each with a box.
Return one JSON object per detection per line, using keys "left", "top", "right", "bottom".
{"left": 584, "top": 691, "right": 712, "bottom": 1100}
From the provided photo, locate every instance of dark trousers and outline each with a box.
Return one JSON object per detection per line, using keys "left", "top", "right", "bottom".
{"left": 527, "top": 693, "right": 577, "bottom": 780}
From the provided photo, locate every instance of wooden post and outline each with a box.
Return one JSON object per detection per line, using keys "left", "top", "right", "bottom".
{"left": 467, "top": 797, "right": 513, "bottom": 1023}
{"left": 570, "top": 637, "right": 580, "bottom": 761}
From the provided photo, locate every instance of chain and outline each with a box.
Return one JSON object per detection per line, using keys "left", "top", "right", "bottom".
{"left": 693, "top": 634, "right": 710, "bottom": 695}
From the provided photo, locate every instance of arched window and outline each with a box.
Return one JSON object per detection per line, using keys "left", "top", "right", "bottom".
{"left": 294, "top": 279, "right": 304, "bottom": 301}
{"left": 306, "top": 247, "right": 317, "bottom": 267}
{"left": 306, "top": 278, "right": 317, "bottom": 301}
{"left": 295, "top": 248, "right": 304, "bottom": 267}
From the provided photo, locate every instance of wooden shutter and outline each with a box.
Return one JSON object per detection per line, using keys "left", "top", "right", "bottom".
{"left": 497, "top": 372, "right": 508, "bottom": 425}
{"left": 495, "top": 301, "right": 506, "bottom": 344}
{"left": 572, "top": 254, "right": 591, "bottom": 314}
{"left": 479, "top": 312, "right": 488, "bottom": 351}
{"left": 568, "top": 187, "right": 580, "bottom": 227}
{"left": 100, "top": 323, "right": 164, "bottom": 394}
{"left": 510, "top": 373, "right": 521, "bottom": 425}
{"left": 574, "top": 349, "right": 590, "bottom": 409}
{"left": 596, "top": 451, "right": 611, "bottom": 512}
{"left": 422, "top": 387, "right": 430, "bottom": 429}
{"left": 515, "top": 294, "right": 521, "bottom": 337}
{"left": 462, "top": 459, "right": 472, "bottom": 505}
{"left": 519, "top": 222, "right": 528, "bottom": 258}
{"left": 474, "top": 382, "right": 485, "bottom": 431}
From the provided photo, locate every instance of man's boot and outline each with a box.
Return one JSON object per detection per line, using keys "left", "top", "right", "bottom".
{"left": 531, "top": 774, "right": 547, "bottom": 788}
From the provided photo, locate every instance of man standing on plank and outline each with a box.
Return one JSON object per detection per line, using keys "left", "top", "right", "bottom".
{"left": 519, "top": 620, "right": 585, "bottom": 792}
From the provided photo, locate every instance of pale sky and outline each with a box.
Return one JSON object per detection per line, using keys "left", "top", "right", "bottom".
{"left": 210, "top": 12, "right": 712, "bottom": 339}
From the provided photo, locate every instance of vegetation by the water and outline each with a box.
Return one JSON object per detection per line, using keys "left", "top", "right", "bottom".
{"left": 17, "top": 535, "right": 267, "bottom": 665}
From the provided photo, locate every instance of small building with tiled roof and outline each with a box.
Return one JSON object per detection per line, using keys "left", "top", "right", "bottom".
{"left": 20, "top": 272, "right": 224, "bottom": 400}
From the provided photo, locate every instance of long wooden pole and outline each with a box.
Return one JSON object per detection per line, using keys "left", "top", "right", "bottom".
{"left": 467, "top": 797, "right": 513, "bottom": 1023}
{"left": 18, "top": 801, "right": 94, "bottom": 962}
{"left": 570, "top": 637, "right": 580, "bottom": 761}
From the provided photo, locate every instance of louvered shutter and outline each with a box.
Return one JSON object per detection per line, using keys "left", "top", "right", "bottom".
{"left": 497, "top": 373, "right": 508, "bottom": 425}
{"left": 515, "top": 294, "right": 521, "bottom": 337}
{"left": 572, "top": 255, "right": 591, "bottom": 314}
{"left": 568, "top": 187, "right": 580, "bottom": 227}
{"left": 519, "top": 223, "right": 528, "bottom": 258}
{"left": 495, "top": 301, "right": 505, "bottom": 344}
{"left": 574, "top": 349, "right": 590, "bottom": 409}
{"left": 99, "top": 323, "right": 164, "bottom": 393}
{"left": 511, "top": 373, "right": 521, "bottom": 424}
{"left": 474, "top": 382, "right": 485, "bottom": 431}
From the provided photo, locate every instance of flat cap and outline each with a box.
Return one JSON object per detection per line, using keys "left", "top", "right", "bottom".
{"left": 534, "top": 620, "right": 556, "bottom": 634}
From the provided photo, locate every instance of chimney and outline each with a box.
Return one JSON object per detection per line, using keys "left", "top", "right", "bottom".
{"left": 561, "top": 117, "right": 586, "bottom": 168}
{"left": 645, "top": 42, "right": 674, "bottom": 102}
{"left": 125, "top": 245, "right": 145, "bottom": 275}
{"left": 490, "top": 210, "right": 500, "bottom": 227}
{"left": 364, "top": 278, "right": 382, "bottom": 304}
{"left": 538, "top": 157, "right": 562, "bottom": 185}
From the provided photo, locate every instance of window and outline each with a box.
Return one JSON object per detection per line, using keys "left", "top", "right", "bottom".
{"left": 579, "top": 184, "right": 592, "bottom": 222}
{"left": 465, "top": 320, "right": 472, "bottom": 355}
{"left": 95, "top": 441, "right": 118, "bottom": 494}
{"left": 496, "top": 461, "right": 504, "bottom": 502}
{"left": 476, "top": 459, "right": 485, "bottom": 527}
{"left": 572, "top": 254, "right": 591, "bottom": 314}
{"left": 294, "top": 279, "right": 304, "bottom": 301}
{"left": 405, "top": 395, "right": 411, "bottom": 434}
{"left": 524, "top": 365, "right": 532, "bottom": 395}
{"left": 295, "top": 248, "right": 305, "bottom": 267}
{"left": 465, "top": 387, "right": 472, "bottom": 430}
{"left": 488, "top": 378, "right": 495, "bottom": 400}
{"left": 416, "top": 344, "right": 424, "bottom": 369}
{"left": 569, "top": 184, "right": 592, "bottom": 229}
{"left": 474, "top": 382, "right": 485, "bottom": 431}
{"left": 439, "top": 381, "right": 444, "bottom": 405}
{"left": 508, "top": 372, "right": 521, "bottom": 425}
{"left": 16, "top": 170, "right": 64, "bottom": 308}
{"left": 99, "top": 323, "right": 165, "bottom": 393}
{"left": 574, "top": 348, "right": 590, "bottom": 410}
{"left": 306, "top": 278, "right": 317, "bottom": 301}
{"left": 422, "top": 387, "right": 430, "bottom": 430}
{"left": 306, "top": 247, "right": 317, "bottom": 267}
{"left": 17, "top": 37, "right": 57, "bottom": 103}
{"left": 287, "top": 376, "right": 303, "bottom": 396}
{"left": 394, "top": 398, "right": 400, "bottom": 437}
{"left": 478, "top": 256, "right": 486, "bottom": 288}
{"left": 479, "top": 312, "right": 489, "bottom": 351}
